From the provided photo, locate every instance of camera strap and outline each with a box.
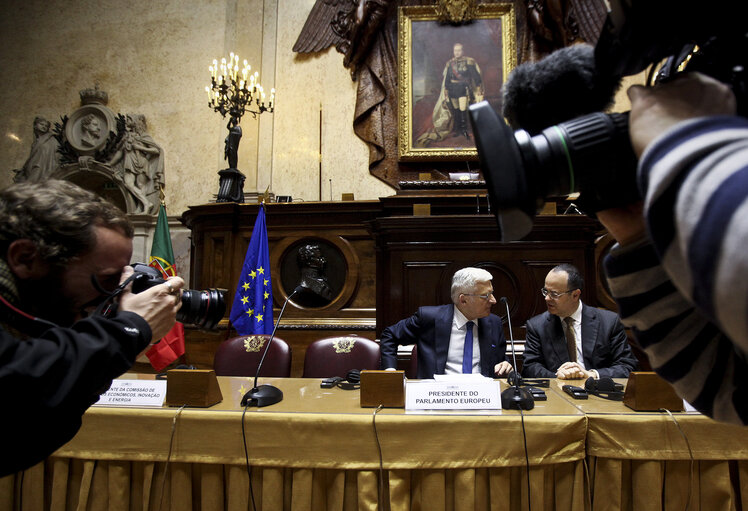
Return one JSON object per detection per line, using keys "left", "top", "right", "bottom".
{"left": 90, "top": 273, "right": 138, "bottom": 317}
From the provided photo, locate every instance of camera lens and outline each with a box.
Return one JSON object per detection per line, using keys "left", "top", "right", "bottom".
{"left": 177, "top": 288, "right": 226, "bottom": 330}
{"left": 470, "top": 102, "right": 640, "bottom": 241}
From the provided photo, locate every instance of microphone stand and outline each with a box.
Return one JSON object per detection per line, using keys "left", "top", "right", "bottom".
{"left": 500, "top": 297, "right": 534, "bottom": 410}
{"left": 241, "top": 287, "right": 300, "bottom": 407}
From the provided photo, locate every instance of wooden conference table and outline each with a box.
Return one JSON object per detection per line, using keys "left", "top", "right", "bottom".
{"left": 2, "top": 376, "right": 747, "bottom": 511}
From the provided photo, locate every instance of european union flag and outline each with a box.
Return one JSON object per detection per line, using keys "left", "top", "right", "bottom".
{"left": 230, "top": 205, "right": 274, "bottom": 335}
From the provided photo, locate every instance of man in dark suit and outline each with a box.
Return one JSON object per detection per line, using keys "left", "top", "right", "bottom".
{"left": 522, "top": 264, "right": 637, "bottom": 380}
{"left": 380, "top": 267, "right": 513, "bottom": 379}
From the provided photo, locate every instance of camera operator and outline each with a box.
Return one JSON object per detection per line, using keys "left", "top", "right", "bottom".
{"left": 0, "top": 180, "right": 184, "bottom": 476}
{"left": 599, "top": 72, "right": 748, "bottom": 424}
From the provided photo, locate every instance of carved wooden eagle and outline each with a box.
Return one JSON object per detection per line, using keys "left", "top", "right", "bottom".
{"left": 293, "top": 0, "right": 393, "bottom": 79}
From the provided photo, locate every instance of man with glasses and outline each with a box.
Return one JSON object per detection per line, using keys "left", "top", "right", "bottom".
{"left": 522, "top": 264, "right": 637, "bottom": 380}
{"left": 380, "top": 267, "right": 514, "bottom": 378}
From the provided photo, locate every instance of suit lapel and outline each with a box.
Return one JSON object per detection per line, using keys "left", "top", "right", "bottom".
{"left": 581, "top": 304, "right": 599, "bottom": 365}
{"left": 477, "top": 316, "right": 493, "bottom": 375}
{"left": 434, "top": 304, "right": 453, "bottom": 374}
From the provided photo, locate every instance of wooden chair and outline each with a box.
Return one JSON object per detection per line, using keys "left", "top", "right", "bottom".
{"left": 302, "top": 336, "right": 380, "bottom": 378}
{"left": 213, "top": 335, "right": 291, "bottom": 377}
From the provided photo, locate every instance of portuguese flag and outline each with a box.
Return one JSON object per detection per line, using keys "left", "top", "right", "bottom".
{"left": 144, "top": 203, "right": 185, "bottom": 371}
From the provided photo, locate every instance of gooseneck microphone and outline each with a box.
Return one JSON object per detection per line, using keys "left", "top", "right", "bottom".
{"left": 500, "top": 297, "right": 534, "bottom": 410}
{"left": 241, "top": 286, "right": 303, "bottom": 407}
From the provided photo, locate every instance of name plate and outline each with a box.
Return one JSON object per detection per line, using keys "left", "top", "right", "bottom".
{"left": 406, "top": 379, "right": 500, "bottom": 410}
{"left": 94, "top": 380, "right": 167, "bottom": 407}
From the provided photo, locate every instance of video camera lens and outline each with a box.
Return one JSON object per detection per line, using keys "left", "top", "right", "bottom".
{"left": 130, "top": 263, "right": 226, "bottom": 330}
{"left": 469, "top": 101, "right": 641, "bottom": 241}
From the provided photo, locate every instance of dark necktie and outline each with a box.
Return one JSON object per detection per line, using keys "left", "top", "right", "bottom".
{"left": 564, "top": 317, "right": 577, "bottom": 363}
{"left": 462, "top": 321, "right": 474, "bottom": 373}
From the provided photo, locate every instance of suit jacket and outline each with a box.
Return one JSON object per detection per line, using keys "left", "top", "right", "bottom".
{"left": 522, "top": 304, "right": 637, "bottom": 379}
{"left": 379, "top": 304, "right": 508, "bottom": 379}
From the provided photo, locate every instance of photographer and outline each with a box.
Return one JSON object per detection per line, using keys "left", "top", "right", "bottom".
{"left": 599, "top": 72, "right": 748, "bottom": 424}
{"left": 0, "top": 180, "right": 184, "bottom": 476}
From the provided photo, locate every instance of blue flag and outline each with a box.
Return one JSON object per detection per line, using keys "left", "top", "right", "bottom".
{"left": 230, "top": 205, "right": 274, "bottom": 335}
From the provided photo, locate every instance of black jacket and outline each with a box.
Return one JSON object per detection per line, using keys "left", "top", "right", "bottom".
{"left": 380, "top": 304, "right": 507, "bottom": 378}
{"left": 0, "top": 300, "right": 151, "bottom": 477}
{"left": 522, "top": 304, "right": 637, "bottom": 379}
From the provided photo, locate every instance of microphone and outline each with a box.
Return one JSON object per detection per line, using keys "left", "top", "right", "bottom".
{"left": 499, "top": 296, "right": 534, "bottom": 410}
{"left": 241, "top": 285, "right": 303, "bottom": 407}
{"left": 501, "top": 44, "right": 622, "bottom": 135}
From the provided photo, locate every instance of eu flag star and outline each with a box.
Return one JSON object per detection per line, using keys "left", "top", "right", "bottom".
{"left": 228, "top": 206, "right": 274, "bottom": 336}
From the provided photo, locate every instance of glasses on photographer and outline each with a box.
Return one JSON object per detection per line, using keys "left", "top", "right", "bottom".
{"left": 463, "top": 292, "right": 494, "bottom": 300}
{"left": 541, "top": 288, "right": 573, "bottom": 299}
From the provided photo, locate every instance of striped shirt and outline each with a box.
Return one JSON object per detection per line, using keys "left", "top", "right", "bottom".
{"left": 604, "top": 115, "right": 748, "bottom": 425}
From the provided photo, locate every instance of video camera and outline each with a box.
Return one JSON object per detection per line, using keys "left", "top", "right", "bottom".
{"left": 469, "top": 0, "right": 747, "bottom": 241}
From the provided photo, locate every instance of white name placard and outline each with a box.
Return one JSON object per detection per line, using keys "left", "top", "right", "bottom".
{"left": 406, "top": 378, "right": 500, "bottom": 410}
{"left": 93, "top": 380, "right": 167, "bottom": 407}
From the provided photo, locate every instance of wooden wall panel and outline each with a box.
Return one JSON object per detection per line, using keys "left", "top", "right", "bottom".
{"left": 168, "top": 196, "right": 604, "bottom": 377}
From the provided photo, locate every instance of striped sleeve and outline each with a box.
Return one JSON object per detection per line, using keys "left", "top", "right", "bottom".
{"left": 603, "top": 115, "right": 748, "bottom": 425}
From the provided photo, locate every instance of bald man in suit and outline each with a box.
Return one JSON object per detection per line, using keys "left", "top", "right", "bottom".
{"left": 522, "top": 264, "right": 637, "bottom": 380}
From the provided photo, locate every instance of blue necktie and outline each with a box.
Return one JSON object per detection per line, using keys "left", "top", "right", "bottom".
{"left": 462, "top": 321, "right": 474, "bottom": 374}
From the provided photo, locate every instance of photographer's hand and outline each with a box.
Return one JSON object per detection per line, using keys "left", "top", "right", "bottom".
{"left": 598, "top": 73, "right": 736, "bottom": 247}
{"left": 118, "top": 266, "right": 185, "bottom": 341}
{"left": 627, "top": 72, "right": 736, "bottom": 158}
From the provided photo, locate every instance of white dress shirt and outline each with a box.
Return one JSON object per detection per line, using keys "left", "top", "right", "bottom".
{"left": 444, "top": 308, "right": 480, "bottom": 374}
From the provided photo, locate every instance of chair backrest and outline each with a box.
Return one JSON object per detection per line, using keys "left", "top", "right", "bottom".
{"left": 213, "top": 335, "right": 291, "bottom": 377}
{"left": 302, "top": 336, "right": 381, "bottom": 378}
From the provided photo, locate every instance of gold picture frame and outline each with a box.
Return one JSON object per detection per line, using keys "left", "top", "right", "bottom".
{"left": 398, "top": 3, "right": 517, "bottom": 161}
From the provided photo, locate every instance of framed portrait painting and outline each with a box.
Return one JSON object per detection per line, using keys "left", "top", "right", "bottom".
{"left": 398, "top": 4, "right": 517, "bottom": 161}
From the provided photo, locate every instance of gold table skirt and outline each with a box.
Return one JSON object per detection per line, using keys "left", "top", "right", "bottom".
{"left": 2, "top": 377, "right": 748, "bottom": 510}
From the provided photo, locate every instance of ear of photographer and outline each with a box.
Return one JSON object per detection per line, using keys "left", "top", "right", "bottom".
{"left": 470, "top": 0, "right": 748, "bottom": 424}
{"left": 0, "top": 180, "right": 184, "bottom": 476}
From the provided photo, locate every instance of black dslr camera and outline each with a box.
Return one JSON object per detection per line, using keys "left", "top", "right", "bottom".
{"left": 130, "top": 263, "right": 226, "bottom": 329}
{"left": 470, "top": 0, "right": 748, "bottom": 241}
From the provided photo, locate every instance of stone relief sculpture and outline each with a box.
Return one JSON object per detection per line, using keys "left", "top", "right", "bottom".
{"left": 13, "top": 116, "right": 60, "bottom": 183}
{"left": 107, "top": 114, "right": 165, "bottom": 213}
{"left": 12, "top": 85, "right": 166, "bottom": 215}
{"left": 79, "top": 113, "right": 103, "bottom": 148}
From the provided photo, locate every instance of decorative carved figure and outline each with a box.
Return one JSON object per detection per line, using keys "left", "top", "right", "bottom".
{"left": 80, "top": 113, "right": 102, "bottom": 148}
{"left": 224, "top": 124, "right": 242, "bottom": 169}
{"left": 296, "top": 244, "right": 334, "bottom": 303}
{"left": 107, "top": 114, "right": 164, "bottom": 213}
{"left": 14, "top": 117, "right": 60, "bottom": 183}
{"left": 293, "top": 0, "right": 393, "bottom": 80}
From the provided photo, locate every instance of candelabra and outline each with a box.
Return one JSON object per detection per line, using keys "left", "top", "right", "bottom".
{"left": 206, "top": 52, "right": 275, "bottom": 202}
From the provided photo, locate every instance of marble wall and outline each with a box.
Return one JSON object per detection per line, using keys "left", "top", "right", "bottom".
{"left": 0, "top": 0, "right": 395, "bottom": 218}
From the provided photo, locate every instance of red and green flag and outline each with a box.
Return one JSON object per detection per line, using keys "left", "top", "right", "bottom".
{"left": 144, "top": 203, "right": 185, "bottom": 371}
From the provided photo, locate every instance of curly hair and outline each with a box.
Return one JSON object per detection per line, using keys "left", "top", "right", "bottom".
{"left": 0, "top": 180, "right": 133, "bottom": 265}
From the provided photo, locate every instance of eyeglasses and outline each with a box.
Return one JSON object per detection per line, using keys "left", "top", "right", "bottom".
{"left": 541, "top": 288, "right": 573, "bottom": 299}
{"left": 463, "top": 292, "right": 494, "bottom": 300}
